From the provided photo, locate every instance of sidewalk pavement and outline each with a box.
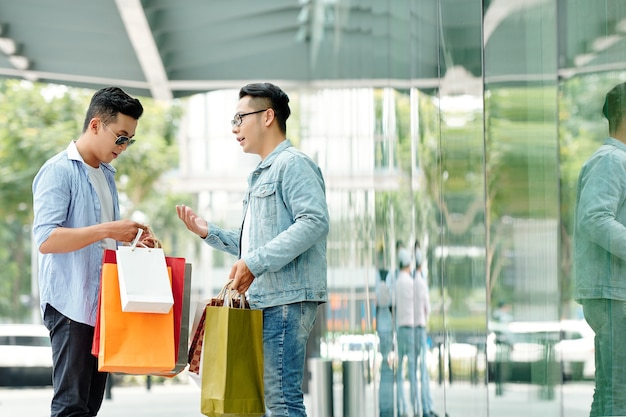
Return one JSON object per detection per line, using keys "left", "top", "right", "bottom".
{"left": 0, "top": 375, "right": 593, "bottom": 417}
{"left": 310, "top": 378, "right": 593, "bottom": 417}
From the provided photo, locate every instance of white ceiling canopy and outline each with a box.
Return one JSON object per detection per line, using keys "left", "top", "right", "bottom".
{"left": 0, "top": 0, "right": 623, "bottom": 100}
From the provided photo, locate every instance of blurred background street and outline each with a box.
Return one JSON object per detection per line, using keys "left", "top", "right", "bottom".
{"left": 0, "top": 377, "right": 594, "bottom": 417}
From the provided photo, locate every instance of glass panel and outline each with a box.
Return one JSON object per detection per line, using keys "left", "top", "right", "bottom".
{"left": 559, "top": 71, "right": 626, "bottom": 414}
{"left": 558, "top": 2, "right": 626, "bottom": 417}
{"left": 170, "top": 2, "right": 626, "bottom": 416}
{"left": 429, "top": 1, "right": 488, "bottom": 416}
{"left": 484, "top": 1, "right": 561, "bottom": 416}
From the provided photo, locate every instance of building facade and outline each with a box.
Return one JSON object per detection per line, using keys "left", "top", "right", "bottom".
{"left": 170, "top": 2, "right": 626, "bottom": 416}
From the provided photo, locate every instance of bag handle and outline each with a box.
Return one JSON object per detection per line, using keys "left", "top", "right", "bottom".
{"left": 128, "top": 227, "right": 163, "bottom": 251}
{"left": 219, "top": 282, "right": 246, "bottom": 309}
{"left": 223, "top": 292, "right": 246, "bottom": 309}
{"left": 130, "top": 228, "right": 144, "bottom": 249}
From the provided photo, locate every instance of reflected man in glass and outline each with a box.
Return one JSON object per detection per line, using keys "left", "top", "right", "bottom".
{"left": 395, "top": 248, "right": 419, "bottom": 417}
{"left": 376, "top": 260, "right": 394, "bottom": 417}
{"left": 574, "top": 81, "right": 626, "bottom": 417}
{"left": 413, "top": 241, "right": 442, "bottom": 417}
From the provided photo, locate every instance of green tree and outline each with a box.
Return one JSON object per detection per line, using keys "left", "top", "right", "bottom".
{"left": 0, "top": 80, "right": 186, "bottom": 322}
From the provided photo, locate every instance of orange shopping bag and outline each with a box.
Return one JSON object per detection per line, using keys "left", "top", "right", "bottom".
{"left": 92, "top": 251, "right": 190, "bottom": 377}
{"left": 97, "top": 262, "right": 175, "bottom": 374}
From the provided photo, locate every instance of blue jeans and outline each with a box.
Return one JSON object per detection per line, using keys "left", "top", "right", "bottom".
{"left": 43, "top": 304, "right": 108, "bottom": 417}
{"left": 415, "top": 326, "right": 433, "bottom": 415}
{"left": 263, "top": 302, "right": 318, "bottom": 417}
{"left": 396, "top": 326, "right": 418, "bottom": 416}
{"left": 583, "top": 298, "right": 626, "bottom": 417}
{"left": 377, "top": 308, "right": 393, "bottom": 417}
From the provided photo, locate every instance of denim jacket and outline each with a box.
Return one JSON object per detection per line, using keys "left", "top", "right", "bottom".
{"left": 575, "top": 137, "right": 626, "bottom": 302}
{"left": 204, "top": 140, "right": 329, "bottom": 309}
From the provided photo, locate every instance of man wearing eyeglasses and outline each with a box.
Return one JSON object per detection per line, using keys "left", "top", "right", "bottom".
{"left": 177, "top": 82, "right": 329, "bottom": 417}
{"left": 32, "top": 86, "right": 150, "bottom": 417}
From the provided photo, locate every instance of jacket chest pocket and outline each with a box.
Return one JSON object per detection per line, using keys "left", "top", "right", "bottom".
{"left": 250, "top": 183, "right": 278, "bottom": 220}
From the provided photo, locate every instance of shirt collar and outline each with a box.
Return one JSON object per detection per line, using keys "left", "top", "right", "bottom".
{"left": 67, "top": 140, "right": 83, "bottom": 162}
{"left": 605, "top": 137, "right": 626, "bottom": 153}
{"left": 66, "top": 140, "right": 116, "bottom": 174}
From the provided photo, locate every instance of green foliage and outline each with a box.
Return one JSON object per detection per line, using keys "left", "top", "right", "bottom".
{"left": 0, "top": 81, "right": 87, "bottom": 321}
{"left": 0, "top": 80, "right": 187, "bottom": 322}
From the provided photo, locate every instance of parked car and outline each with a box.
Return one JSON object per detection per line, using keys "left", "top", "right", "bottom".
{"left": 0, "top": 323, "right": 53, "bottom": 387}
{"left": 555, "top": 319, "right": 595, "bottom": 380}
{"left": 486, "top": 320, "right": 595, "bottom": 383}
{"left": 337, "top": 334, "right": 378, "bottom": 362}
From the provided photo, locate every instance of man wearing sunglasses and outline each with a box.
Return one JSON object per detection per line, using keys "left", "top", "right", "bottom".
{"left": 177, "top": 82, "right": 329, "bottom": 417}
{"left": 32, "top": 86, "right": 150, "bottom": 417}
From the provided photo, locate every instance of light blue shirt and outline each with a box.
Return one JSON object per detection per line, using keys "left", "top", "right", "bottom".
{"left": 204, "top": 139, "right": 329, "bottom": 309}
{"left": 32, "top": 141, "right": 120, "bottom": 326}
{"left": 575, "top": 137, "right": 626, "bottom": 302}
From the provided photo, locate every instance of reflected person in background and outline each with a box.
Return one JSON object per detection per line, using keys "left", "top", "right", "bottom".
{"left": 413, "top": 242, "right": 444, "bottom": 417}
{"left": 375, "top": 262, "right": 394, "bottom": 417}
{"left": 574, "top": 81, "right": 626, "bottom": 417}
{"left": 395, "top": 248, "right": 419, "bottom": 417}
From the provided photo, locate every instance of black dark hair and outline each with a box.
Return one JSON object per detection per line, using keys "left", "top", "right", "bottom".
{"left": 239, "top": 83, "right": 290, "bottom": 134}
{"left": 82, "top": 86, "right": 144, "bottom": 132}
{"left": 602, "top": 82, "right": 626, "bottom": 134}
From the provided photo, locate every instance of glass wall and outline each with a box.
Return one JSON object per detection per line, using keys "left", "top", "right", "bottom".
{"left": 175, "top": 1, "right": 626, "bottom": 416}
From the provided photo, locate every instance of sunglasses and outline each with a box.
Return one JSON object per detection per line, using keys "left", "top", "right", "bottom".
{"left": 102, "top": 121, "right": 135, "bottom": 146}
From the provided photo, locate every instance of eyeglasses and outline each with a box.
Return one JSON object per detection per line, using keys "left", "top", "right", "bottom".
{"left": 231, "top": 109, "right": 269, "bottom": 127}
{"left": 102, "top": 121, "right": 135, "bottom": 147}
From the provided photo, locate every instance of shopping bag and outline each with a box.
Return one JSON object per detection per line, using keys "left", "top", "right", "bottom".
{"left": 98, "top": 262, "right": 175, "bottom": 374}
{"left": 92, "top": 251, "right": 190, "bottom": 375}
{"left": 91, "top": 249, "right": 117, "bottom": 357}
{"left": 200, "top": 284, "right": 265, "bottom": 417}
{"left": 116, "top": 245, "right": 174, "bottom": 313}
{"left": 188, "top": 298, "right": 211, "bottom": 375}
{"left": 188, "top": 286, "right": 251, "bottom": 374}
{"left": 151, "top": 260, "right": 192, "bottom": 377}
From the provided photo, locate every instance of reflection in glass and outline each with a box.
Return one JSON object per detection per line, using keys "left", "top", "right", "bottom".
{"left": 571, "top": 80, "right": 626, "bottom": 417}
{"left": 169, "top": 1, "right": 626, "bottom": 416}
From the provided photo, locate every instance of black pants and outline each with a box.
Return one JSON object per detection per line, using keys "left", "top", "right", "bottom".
{"left": 43, "top": 304, "right": 108, "bottom": 417}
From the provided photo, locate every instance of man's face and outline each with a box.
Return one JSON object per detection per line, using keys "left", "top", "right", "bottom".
{"left": 96, "top": 113, "right": 138, "bottom": 164}
{"left": 231, "top": 96, "right": 267, "bottom": 157}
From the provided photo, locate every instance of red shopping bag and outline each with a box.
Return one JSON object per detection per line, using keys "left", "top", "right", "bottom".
{"left": 91, "top": 249, "right": 117, "bottom": 357}
{"left": 151, "top": 260, "right": 192, "bottom": 377}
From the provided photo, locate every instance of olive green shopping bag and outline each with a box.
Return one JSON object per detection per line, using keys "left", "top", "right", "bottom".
{"left": 200, "top": 287, "right": 265, "bottom": 417}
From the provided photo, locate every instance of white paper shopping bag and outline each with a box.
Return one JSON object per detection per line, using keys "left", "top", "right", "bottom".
{"left": 116, "top": 245, "right": 174, "bottom": 313}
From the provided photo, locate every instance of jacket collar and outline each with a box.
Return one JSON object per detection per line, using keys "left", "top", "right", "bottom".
{"left": 257, "top": 139, "right": 292, "bottom": 169}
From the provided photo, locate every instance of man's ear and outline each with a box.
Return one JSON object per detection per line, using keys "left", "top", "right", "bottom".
{"left": 264, "top": 108, "right": 275, "bottom": 126}
{"left": 88, "top": 118, "right": 100, "bottom": 133}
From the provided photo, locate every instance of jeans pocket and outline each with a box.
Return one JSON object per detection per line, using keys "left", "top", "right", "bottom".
{"left": 299, "top": 302, "right": 318, "bottom": 334}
